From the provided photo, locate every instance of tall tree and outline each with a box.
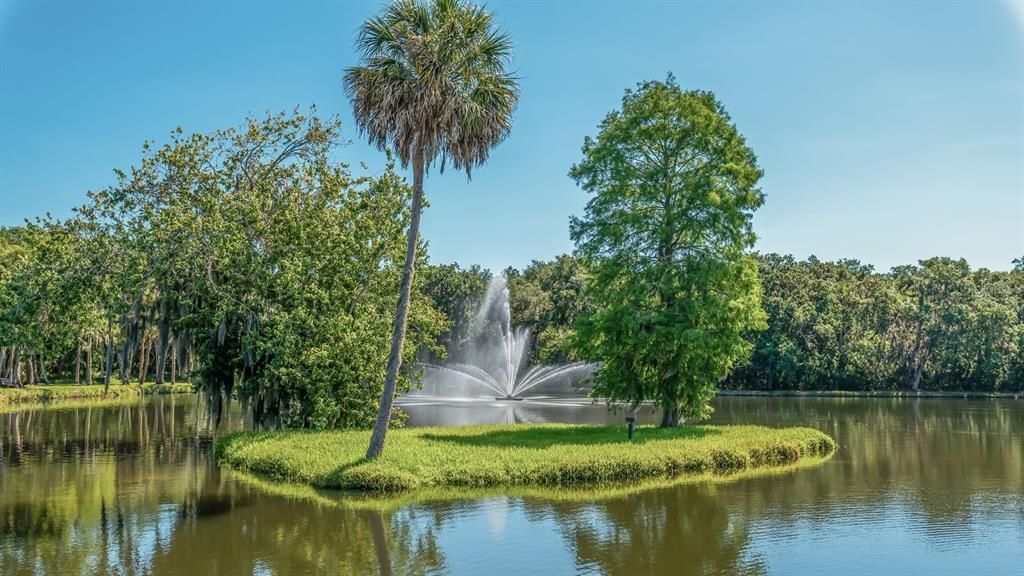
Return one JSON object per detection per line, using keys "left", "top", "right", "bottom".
{"left": 571, "top": 77, "right": 766, "bottom": 426}
{"left": 345, "top": 0, "right": 518, "bottom": 458}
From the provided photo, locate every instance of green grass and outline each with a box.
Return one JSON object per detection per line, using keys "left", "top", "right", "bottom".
{"left": 217, "top": 423, "right": 836, "bottom": 493}
{"left": 0, "top": 382, "right": 194, "bottom": 409}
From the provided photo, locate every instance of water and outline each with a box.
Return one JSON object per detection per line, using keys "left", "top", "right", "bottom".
{"left": 1, "top": 395, "right": 1022, "bottom": 575}
{"left": 416, "top": 274, "right": 594, "bottom": 399}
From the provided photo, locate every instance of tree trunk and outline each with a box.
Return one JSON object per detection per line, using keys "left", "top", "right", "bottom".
{"left": 660, "top": 407, "right": 680, "bottom": 427}
{"left": 104, "top": 317, "right": 114, "bottom": 393}
{"left": 75, "top": 343, "right": 82, "bottom": 385}
{"left": 12, "top": 349, "right": 21, "bottom": 386}
{"left": 155, "top": 301, "right": 170, "bottom": 385}
{"left": 38, "top": 353, "right": 48, "bottom": 384}
{"left": 170, "top": 342, "right": 177, "bottom": 385}
{"left": 86, "top": 342, "right": 94, "bottom": 385}
{"left": 27, "top": 355, "right": 35, "bottom": 386}
{"left": 910, "top": 361, "right": 924, "bottom": 392}
{"left": 138, "top": 338, "right": 149, "bottom": 385}
{"left": 366, "top": 145, "right": 425, "bottom": 460}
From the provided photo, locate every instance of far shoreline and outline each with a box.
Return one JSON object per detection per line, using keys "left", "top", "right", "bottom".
{"left": 716, "top": 389, "right": 1022, "bottom": 400}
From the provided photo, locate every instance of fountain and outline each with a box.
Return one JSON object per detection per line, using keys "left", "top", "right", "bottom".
{"left": 414, "top": 274, "right": 595, "bottom": 401}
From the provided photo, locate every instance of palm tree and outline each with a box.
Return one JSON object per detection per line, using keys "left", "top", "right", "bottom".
{"left": 345, "top": 0, "right": 518, "bottom": 459}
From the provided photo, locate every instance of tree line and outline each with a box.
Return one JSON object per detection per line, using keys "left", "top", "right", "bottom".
{"left": 422, "top": 253, "right": 1024, "bottom": 395}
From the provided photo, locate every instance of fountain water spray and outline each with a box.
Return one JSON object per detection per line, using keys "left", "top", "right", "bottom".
{"left": 417, "top": 274, "right": 594, "bottom": 400}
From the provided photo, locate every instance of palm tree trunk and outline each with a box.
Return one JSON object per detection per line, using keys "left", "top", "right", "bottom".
{"left": 366, "top": 145, "right": 425, "bottom": 460}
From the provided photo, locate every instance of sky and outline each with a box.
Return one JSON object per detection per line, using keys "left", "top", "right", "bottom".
{"left": 1, "top": 0, "right": 1022, "bottom": 273}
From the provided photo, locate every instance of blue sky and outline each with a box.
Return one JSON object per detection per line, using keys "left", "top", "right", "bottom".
{"left": 1, "top": 1, "right": 1022, "bottom": 272}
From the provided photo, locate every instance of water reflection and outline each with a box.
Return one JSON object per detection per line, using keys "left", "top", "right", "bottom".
{"left": 0, "top": 396, "right": 1021, "bottom": 575}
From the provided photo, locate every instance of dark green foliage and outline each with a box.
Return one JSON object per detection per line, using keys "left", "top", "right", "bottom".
{"left": 505, "top": 254, "right": 590, "bottom": 364}
{"left": 726, "top": 254, "right": 1024, "bottom": 392}
{"left": 570, "top": 77, "right": 767, "bottom": 424}
{"left": 419, "top": 255, "right": 590, "bottom": 366}
{"left": 419, "top": 263, "right": 490, "bottom": 360}
{"left": 0, "top": 111, "right": 448, "bottom": 429}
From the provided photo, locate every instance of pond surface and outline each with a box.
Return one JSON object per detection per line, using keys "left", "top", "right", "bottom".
{"left": 0, "top": 395, "right": 1021, "bottom": 575}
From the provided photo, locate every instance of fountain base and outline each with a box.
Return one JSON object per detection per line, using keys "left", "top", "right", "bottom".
{"left": 495, "top": 396, "right": 524, "bottom": 401}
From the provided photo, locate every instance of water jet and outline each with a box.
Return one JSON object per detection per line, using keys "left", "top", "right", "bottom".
{"left": 414, "top": 274, "right": 595, "bottom": 400}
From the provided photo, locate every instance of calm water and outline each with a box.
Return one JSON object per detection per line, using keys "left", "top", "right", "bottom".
{"left": 1, "top": 395, "right": 1021, "bottom": 575}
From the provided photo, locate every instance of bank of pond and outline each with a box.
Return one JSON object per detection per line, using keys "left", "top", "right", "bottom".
{"left": 0, "top": 382, "right": 194, "bottom": 411}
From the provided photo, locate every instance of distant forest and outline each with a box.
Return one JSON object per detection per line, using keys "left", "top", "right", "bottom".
{"left": 427, "top": 253, "right": 1024, "bottom": 393}
{"left": 3, "top": 226, "right": 1021, "bottom": 396}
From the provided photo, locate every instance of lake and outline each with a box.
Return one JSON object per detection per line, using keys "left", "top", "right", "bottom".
{"left": 1, "top": 395, "right": 1021, "bottom": 575}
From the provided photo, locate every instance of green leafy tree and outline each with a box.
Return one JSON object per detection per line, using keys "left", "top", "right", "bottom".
{"left": 59, "top": 110, "right": 446, "bottom": 427}
{"left": 506, "top": 255, "right": 590, "bottom": 364}
{"left": 570, "top": 77, "right": 766, "bottom": 426}
{"left": 420, "top": 263, "right": 490, "bottom": 359}
{"left": 345, "top": 0, "right": 518, "bottom": 458}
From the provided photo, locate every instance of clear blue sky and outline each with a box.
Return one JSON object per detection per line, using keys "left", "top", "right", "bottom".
{"left": 1, "top": 1, "right": 1022, "bottom": 272}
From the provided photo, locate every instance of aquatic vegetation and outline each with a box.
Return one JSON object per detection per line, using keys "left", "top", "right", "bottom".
{"left": 0, "top": 383, "right": 193, "bottom": 409}
{"left": 217, "top": 423, "right": 836, "bottom": 492}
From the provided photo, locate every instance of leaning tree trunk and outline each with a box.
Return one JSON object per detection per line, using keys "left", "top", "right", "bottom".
{"left": 910, "top": 361, "right": 924, "bottom": 392}
{"left": 366, "top": 146, "right": 425, "bottom": 460}
{"left": 75, "top": 343, "right": 82, "bottom": 385}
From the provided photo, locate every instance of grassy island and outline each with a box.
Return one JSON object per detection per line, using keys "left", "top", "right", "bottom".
{"left": 216, "top": 424, "right": 836, "bottom": 492}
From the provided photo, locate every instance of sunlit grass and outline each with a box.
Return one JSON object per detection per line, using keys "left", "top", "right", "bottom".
{"left": 217, "top": 423, "right": 836, "bottom": 493}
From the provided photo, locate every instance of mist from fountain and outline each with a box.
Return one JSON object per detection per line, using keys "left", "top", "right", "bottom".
{"left": 413, "top": 274, "right": 595, "bottom": 400}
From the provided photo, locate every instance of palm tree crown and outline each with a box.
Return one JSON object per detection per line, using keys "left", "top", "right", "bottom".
{"left": 344, "top": 0, "right": 518, "bottom": 174}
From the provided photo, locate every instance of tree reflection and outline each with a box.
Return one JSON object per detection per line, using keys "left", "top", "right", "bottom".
{"left": 0, "top": 400, "right": 446, "bottom": 576}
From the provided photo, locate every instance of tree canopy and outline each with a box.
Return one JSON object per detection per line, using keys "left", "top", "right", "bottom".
{"left": 0, "top": 110, "right": 447, "bottom": 428}
{"left": 570, "top": 77, "right": 767, "bottom": 426}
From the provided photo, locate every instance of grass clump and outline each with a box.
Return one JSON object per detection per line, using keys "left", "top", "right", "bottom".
{"left": 0, "top": 382, "right": 194, "bottom": 409}
{"left": 217, "top": 423, "right": 836, "bottom": 493}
